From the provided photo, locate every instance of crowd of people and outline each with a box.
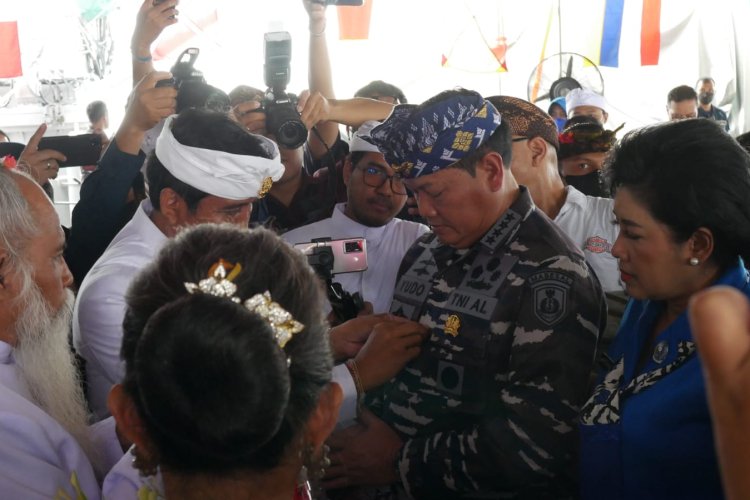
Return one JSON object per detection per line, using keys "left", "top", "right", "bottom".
{"left": 1, "top": 0, "right": 749, "bottom": 499}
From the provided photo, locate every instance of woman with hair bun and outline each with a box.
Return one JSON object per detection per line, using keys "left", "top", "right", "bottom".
{"left": 104, "top": 224, "right": 341, "bottom": 499}
{"left": 579, "top": 118, "right": 750, "bottom": 499}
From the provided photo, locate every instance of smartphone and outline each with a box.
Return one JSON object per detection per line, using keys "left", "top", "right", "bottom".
{"left": 295, "top": 238, "right": 368, "bottom": 275}
{"left": 325, "top": 0, "right": 365, "bottom": 5}
{"left": 38, "top": 134, "right": 103, "bottom": 167}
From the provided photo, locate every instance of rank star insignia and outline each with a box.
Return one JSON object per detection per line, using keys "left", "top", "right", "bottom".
{"left": 258, "top": 177, "right": 274, "bottom": 198}
{"left": 444, "top": 314, "right": 461, "bottom": 337}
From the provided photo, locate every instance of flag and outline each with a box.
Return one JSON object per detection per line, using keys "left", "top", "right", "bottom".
{"left": 0, "top": 21, "right": 22, "bottom": 78}
{"left": 572, "top": 0, "right": 662, "bottom": 68}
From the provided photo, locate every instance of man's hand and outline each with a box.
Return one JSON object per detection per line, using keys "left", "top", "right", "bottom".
{"left": 325, "top": 409, "right": 403, "bottom": 490}
{"left": 354, "top": 319, "right": 429, "bottom": 391}
{"left": 303, "top": 0, "right": 328, "bottom": 30}
{"left": 329, "top": 313, "right": 392, "bottom": 362}
{"left": 116, "top": 71, "right": 176, "bottom": 155}
{"left": 233, "top": 100, "right": 267, "bottom": 135}
{"left": 690, "top": 286, "right": 750, "bottom": 500}
{"left": 298, "top": 90, "right": 332, "bottom": 131}
{"left": 132, "top": 0, "right": 179, "bottom": 57}
{"left": 17, "top": 124, "right": 66, "bottom": 185}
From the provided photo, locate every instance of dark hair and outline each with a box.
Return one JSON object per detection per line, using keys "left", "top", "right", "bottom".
{"left": 456, "top": 118, "right": 512, "bottom": 175}
{"left": 121, "top": 224, "right": 331, "bottom": 474}
{"left": 354, "top": 80, "right": 407, "bottom": 104}
{"left": 696, "top": 77, "right": 715, "bottom": 88}
{"left": 563, "top": 114, "right": 599, "bottom": 130}
{"left": 176, "top": 82, "right": 230, "bottom": 114}
{"left": 606, "top": 118, "right": 750, "bottom": 269}
{"left": 667, "top": 85, "right": 698, "bottom": 104}
{"left": 736, "top": 131, "right": 750, "bottom": 154}
{"left": 229, "top": 85, "right": 265, "bottom": 107}
{"left": 146, "top": 108, "right": 276, "bottom": 211}
{"left": 86, "top": 100, "right": 107, "bottom": 123}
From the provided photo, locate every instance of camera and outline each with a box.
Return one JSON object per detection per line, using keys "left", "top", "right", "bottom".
{"left": 295, "top": 238, "right": 368, "bottom": 322}
{"left": 156, "top": 48, "right": 230, "bottom": 113}
{"left": 262, "top": 32, "right": 307, "bottom": 150}
{"left": 156, "top": 47, "right": 205, "bottom": 90}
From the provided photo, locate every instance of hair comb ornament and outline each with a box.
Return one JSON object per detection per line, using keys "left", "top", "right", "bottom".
{"left": 184, "top": 260, "right": 304, "bottom": 348}
{"left": 243, "top": 291, "right": 304, "bottom": 348}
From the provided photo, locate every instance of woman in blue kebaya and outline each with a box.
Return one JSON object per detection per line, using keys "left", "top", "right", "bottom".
{"left": 579, "top": 118, "right": 750, "bottom": 500}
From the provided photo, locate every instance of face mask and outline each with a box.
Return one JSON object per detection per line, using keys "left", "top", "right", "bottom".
{"left": 564, "top": 170, "right": 610, "bottom": 198}
{"left": 699, "top": 92, "right": 714, "bottom": 105}
{"left": 553, "top": 117, "right": 567, "bottom": 133}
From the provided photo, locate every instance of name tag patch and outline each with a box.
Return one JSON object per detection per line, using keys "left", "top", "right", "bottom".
{"left": 446, "top": 290, "right": 498, "bottom": 320}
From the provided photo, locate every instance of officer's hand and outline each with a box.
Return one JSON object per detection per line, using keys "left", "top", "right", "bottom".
{"left": 354, "top": 319, "right": 429, "bottom": 391}
{"left": 233, "top": 100, "right": 267, "bottom": 135}
{"left": 325, "top": 409, "right": 402, "bottom": 489}
{"left": 690, "top": 286, "right": 750, "bottom": 500}
{"left": 123, "top": 71, "right": 177, "bottom": 132}
{"left": 328, "top": 313, "right": 391, "bottom": 362}
{"left": 17, "top": 124, "right": 66, "bottom": 184}
{"left": 132, "top": 0, "right": 179, "bottom": 56}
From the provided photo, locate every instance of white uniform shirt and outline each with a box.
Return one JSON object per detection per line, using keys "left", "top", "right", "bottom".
{"left": 283, "top": 203, "right": 429, "bottom": 314}
{"left": 73, "top": 200, "right": 167, "bottom": 420}
{"left": 0, "top": 341, "right": 107, "bottom": 499}
{"left": 554, "top": 186, "right": 622, "bottom": 292}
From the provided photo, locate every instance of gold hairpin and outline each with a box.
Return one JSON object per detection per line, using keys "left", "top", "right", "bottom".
{"left": 184, "top": 260, "right": 243, "bottom": 302}
{"left": 244, "top": 291, "right": 304, "bottom": 348}
{"left": 184, "top": 260, "right": 304, "bottom": 348}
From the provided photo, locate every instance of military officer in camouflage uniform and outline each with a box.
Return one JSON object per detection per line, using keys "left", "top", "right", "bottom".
{"left": 325, "top": 90, "right": 606, "bottom": 499}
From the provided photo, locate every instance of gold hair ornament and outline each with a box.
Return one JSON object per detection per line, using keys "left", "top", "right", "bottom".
{"left": 184, "top": 260, "right": 304, "bottom": 348}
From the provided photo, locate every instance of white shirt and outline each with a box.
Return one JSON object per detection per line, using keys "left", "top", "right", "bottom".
{"left": 283, "top": 203, "right": 429, "bottom": 314}
{"left": 73, "top": 200, "right": 167, "bottom": 420}
{"left": 554, "top": 186, "right": 622, "bottom": 292}
{"left": 0, "top": 341, "right": 122, "bottom": 499}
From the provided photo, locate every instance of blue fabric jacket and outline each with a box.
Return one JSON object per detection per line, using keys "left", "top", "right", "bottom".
{"left": 579, "top": 260, "right": 750, "bottom": 500}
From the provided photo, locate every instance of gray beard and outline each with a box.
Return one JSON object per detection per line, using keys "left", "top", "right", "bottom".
{"left": 12, "top": 287, "right": 98, "bottom": 467}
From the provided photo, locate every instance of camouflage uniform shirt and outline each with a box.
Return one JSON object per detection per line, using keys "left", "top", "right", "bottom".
{"left": 377, "top": 187, "right": 606, "bottom": 499}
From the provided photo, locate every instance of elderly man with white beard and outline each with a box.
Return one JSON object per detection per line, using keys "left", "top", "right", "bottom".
{"left": 0, "top": 167, "right": 122, "bottom": 499}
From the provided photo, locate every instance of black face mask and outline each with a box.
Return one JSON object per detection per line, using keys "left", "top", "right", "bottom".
{"left": 565, "top": 170, "right": 610, "bottom": 198}
{"left": 699, "top": 91, "right": 714, "bottom": 105}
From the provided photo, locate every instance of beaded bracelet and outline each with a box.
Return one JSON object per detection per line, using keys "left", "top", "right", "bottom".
{"left": 132, "top": 52, "right": 152, "bottom": 63}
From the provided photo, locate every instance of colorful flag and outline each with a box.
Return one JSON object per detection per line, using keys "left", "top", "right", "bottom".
{"left": 0, "top": 21, "right": 22, "bottom": 78}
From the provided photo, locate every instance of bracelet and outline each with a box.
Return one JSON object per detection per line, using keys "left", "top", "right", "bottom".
{"left": 132, "top": 52, "right": 152, "bottom": 63}
{"left": 345, "top": 359, "right": 365, "bottom": 405}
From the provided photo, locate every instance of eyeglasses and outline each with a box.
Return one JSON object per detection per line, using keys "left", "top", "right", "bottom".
{"left": 360, "top": 166, "right": 407, "bottom": 195}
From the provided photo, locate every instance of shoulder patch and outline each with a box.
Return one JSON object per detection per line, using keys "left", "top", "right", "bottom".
{"left": 528, "top": 271, "right": 573, "bottom": 326}
{"left": 584, "top": 236, "right": 612, "bottom": 254}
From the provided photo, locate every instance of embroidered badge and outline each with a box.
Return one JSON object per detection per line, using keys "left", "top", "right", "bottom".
{"left": 444, "top": 314, "right": 461, "bottom": 337}
{"left": 528, "top": 271, "right": 573, "bottom": 326}
{"left": 584, "top": 236, "right": 612, "bottom": 254}
{"left": 258, "top": 176, "right": 274, "bottom": 198}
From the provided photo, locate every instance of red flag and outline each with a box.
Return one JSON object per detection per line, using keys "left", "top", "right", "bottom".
{"left": 641, "top": 0, "right": 661, "bottom": 66}
{"left": 0, "top": 21, "right": 22, "bottom": 78}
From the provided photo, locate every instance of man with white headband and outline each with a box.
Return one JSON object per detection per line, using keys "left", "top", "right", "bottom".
{"left": 566, "top": 88, "right": 609, "bottom": 124}
{"left": 74, "top": 107, "right": 285, "bottom": 420}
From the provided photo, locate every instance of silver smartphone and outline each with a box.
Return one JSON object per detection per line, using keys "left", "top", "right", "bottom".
{"left": 294, "top": 238, "right": 368, "bottom": 275}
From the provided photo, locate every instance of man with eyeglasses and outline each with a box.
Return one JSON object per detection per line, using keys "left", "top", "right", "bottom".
{"left": 282, "top": 121, "right": 428, "bottom": 314}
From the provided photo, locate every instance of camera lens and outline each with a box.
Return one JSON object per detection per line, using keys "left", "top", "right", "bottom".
{"left": 266, "top": 97, "right": 308, "bottom": 149}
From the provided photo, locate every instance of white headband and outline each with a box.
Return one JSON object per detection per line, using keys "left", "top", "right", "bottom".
{"left": 350, "top": 120, "right": 383, "bottom": 154}
{"left": 155, "top": 115, "right": 285, "bottom": 200}
{"left": 566, "top": 89, "right": 608, "bottom": 114}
